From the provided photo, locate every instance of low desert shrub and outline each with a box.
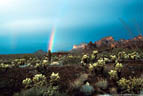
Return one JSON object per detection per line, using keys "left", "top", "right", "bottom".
{"left": 80, "top": 82, "right": 94, "bottom": 96}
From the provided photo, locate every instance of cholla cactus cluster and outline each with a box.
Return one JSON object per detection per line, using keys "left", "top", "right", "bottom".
{"left": 117, "top": 78, "right": 130, "bottom": 92}
{"left": 117, "top": 77, "right": 143, "bottom": 93}
{"left": 128, "top": 52, "right": 140, "bottom": 60}
{"left": 87, "top": 50, "right": 108, "bottom": 73}
{"left": 93, "top": 50, "right": 98, "bottom": 55}
{"left": 32, "top": 74, "right": 47, "bottom": 87}
{"left": 108, "top": 70, "right": 118, "bottom": 80}
{"left": 110, "top": 55, "right": 117, "bottom": 62}
{"left": 68, "top": 55, "right": 73, "bottom": 58}
{"left": 91, "top": 50, "right": 98, "bottom": 62}
{"left": 117, "top": 51, "right": 141, "bottom": 60}
{"left": 50, "top": 72, "right": 60, "bottom": 83}
{"left": 13, "top": 58, "right": 26, "bottom": 65}
{"left": 42, "top": 60, "right": 48, "bottom": 65}
{"left": 22, "top": 78, "right": 32, "bottom": 88}
{"left": 0, "top": 63, "right": 14, "bottom": 69}
{"left": 81, "top": 55, "right": 90, "bottom": 65}
{"left": 130, "top": 77, "right": 143, "bottom": 92}
{"left": 89, "top": 64, "right": 94, "bottom": 72}
{"left": 115, "top": 62, "right": 123, "bottom": 72}
{"left": 118, "top": 51, "right": 127, "bottom": 59}
{"left": 88, "top": 58, "right": 105, "bottom": 72}
{"left": 103, "top": 57, "right": 110, "bottom": 63}
{"left": 35, "top": 59, "right": 48, "bottom": 68}
{"left": 97, "top": 58, "right": 105, "bottom": 67}
{"left": 22, "top": 74, "right": 47, "bottom": 88}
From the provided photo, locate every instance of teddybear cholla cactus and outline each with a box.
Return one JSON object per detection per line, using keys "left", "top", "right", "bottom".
{"left": 81, "top": 55, "right": 89, "bottom": 66}
{"left": 32, "top": 74, "right": 47, "bottom": 87}
{"left": 103, "top": 57, "right": 110, "bottom": 63}
{"left": 50, "top": 72, "right": 60, "bottom": 84}
{"left": 129, "top": 52, "right": 140, "bottom": 60}
{"left": 108, "top": 70, "right": 118, "bottom": 80}
{"left": 118, "top": 51, "right": 126, "bottom": 59}
{"left": 35, "top": 60, "right": 48, "bottom": 68}
{"left": 115, "top": 62, "right": 123, "bottom": 72}
{"left": 130, "top": 77, "right": 143, "bottom": 93}
{"left": 22, "top": 78, "right": 32, "bottom": 88}
{"left": 95, "top": 58, "right": 105, "bottom": 71}
{"left": 0, "top": 63, "right": 9, "bottom": 68}
{"left": 110, "top": 55, "right": 117, "bottom": 62}
{"left": 97, "top": 58, "right": 105, "bottom": 67}
{"left": 117, "top": 77, "right": 143, "bottom": 93}
{"left": 88, "top": 58, "right": 105, "bottom": 73}
{"left": 117, "top": 78, "right": 130, "bottom": 92}
{"left": 91, "top": 50, "right": 98, "bottom": 62}
{"left": 88, "top": 64, "right": 94, "bottom": 72}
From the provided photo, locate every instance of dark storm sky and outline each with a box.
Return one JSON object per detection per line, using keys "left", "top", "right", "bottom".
{"left": 0, "top": 0, "right": 143, "bottom": 54}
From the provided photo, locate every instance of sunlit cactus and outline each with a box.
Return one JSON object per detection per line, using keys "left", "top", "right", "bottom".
{"left": 91, "top": 50, "right": 98, "bottom": 62}
{"left": 130, "top": 77, "right": 143, "bottom": 93}
{"left": 90, "top": 58, "right": 105, "bottom": 73}
{"left": 108, "top": 70, "right": 118, "bottom": 80}
{"left": 104, "top": 57, "right": 110, "bottom": 63}
{"left": 68, "top": 55, "right": 73, "bottom": 58}
{"left": 93, "top": 62, "right": 98, "bottom": 67}
{"left": 110, "top": 55, "right": 117, "bottom": 62}
{"left": 42, "top": 60, "right": 48, "bottom": 65}
{"left": 35, "top": 63, "right": 40, "bottom": 68}
{"left": 81, "top": 55, "right": 90, "bottom": 65}
{"left": 117, "top": 78, "right": 130, "bottom": 92}
{"left": 93, "top": 50, "right": 98, "bottom": 55}
{"left": 115, "top": 62, "right": 123, "bottom": 72}
{"left": 32, "top": 74, "right": 47, "bottom": 87}
{"left": 0, "top": 63, "right": 14, "bottom": 69}
{"left": 97, "top": 58, "right": 105, "bottom": 67}
{"left": 128, "top": 51, "right": 141, "bottom": 60}
{"left": 88, "top": 64, "right": 94, "bottom": 72}
{"left": 0, "top": 63, "right": 9, "bottom": 68}
{"left": 22, "top": 78, "right": 32, "bottom": 88}
{"left": 124, "top": 54, "right": 129, "bottom": 60}
{"left": 50, "top": 72, "right": 60, "bottom": 84}
{"left": 117, "top": 77, "right": 143, "bottom": 93}
{"left": 118, "top": 51, "right": 125, "bottom": 59}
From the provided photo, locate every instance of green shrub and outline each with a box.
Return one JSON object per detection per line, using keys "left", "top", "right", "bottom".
{"left": 13, "top": 86, "right": 68, "bottom": 96}
{"left": 80, "top": 82, "right": 94, "bottom": 96}
{"left": 95, "top": 79, "right": 108, "bottom": 89}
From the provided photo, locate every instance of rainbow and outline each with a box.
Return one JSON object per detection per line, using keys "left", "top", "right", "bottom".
{"left": 48, "top": 27, "right": 55, "bottom": 52}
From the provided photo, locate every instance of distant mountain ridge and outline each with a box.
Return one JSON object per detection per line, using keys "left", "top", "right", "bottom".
{"left": 72, "top": 35, "right": 143, "bottom": 51}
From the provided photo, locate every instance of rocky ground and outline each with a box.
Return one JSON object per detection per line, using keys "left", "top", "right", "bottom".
{"left": 0, "top": 48, "right": 143, "bottom": 96}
